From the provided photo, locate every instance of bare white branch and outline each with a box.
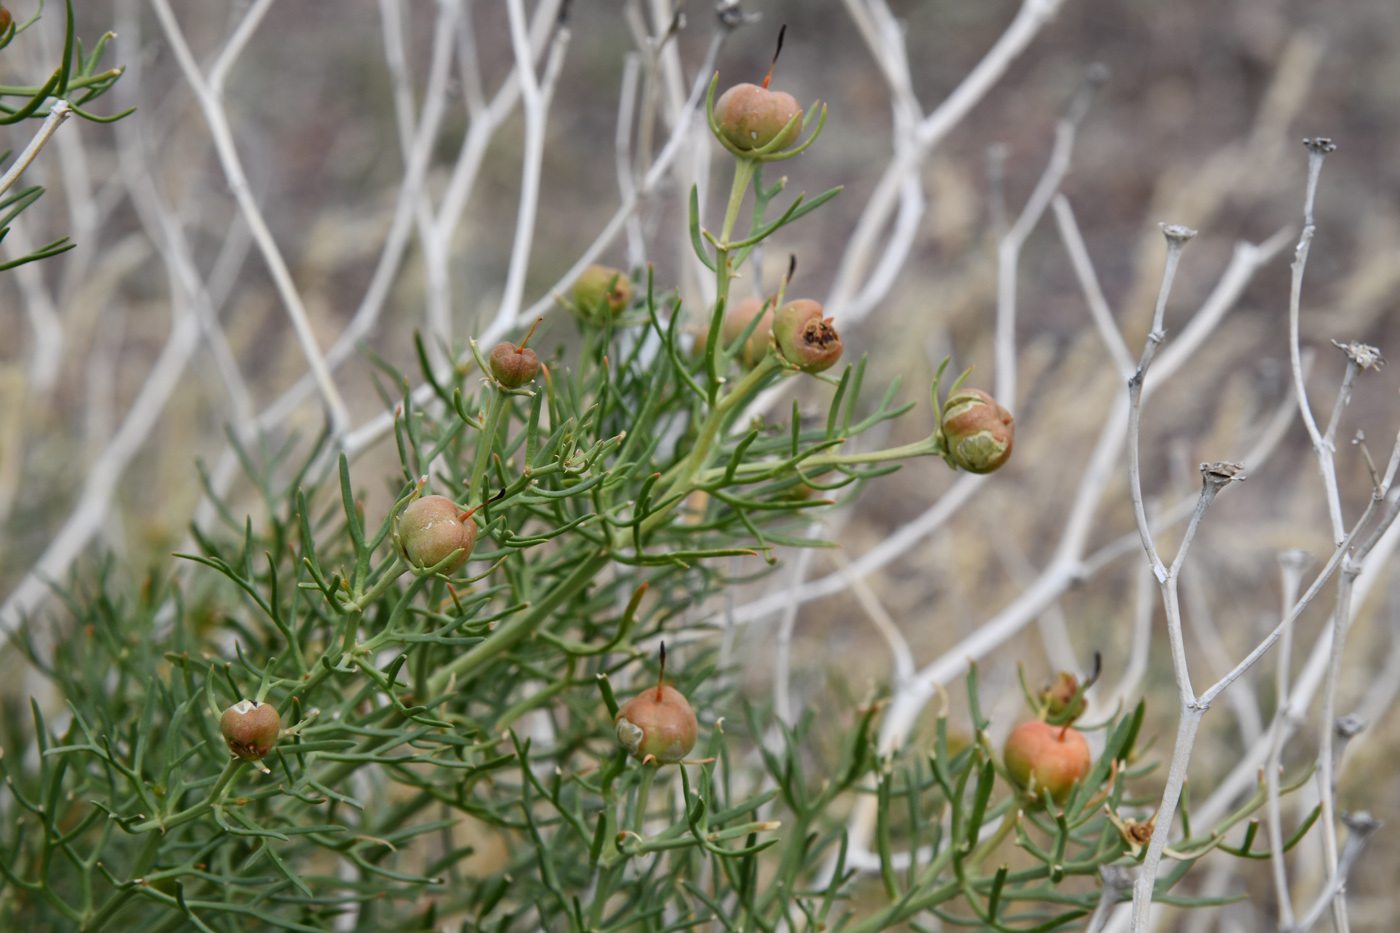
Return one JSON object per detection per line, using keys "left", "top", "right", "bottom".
{"left": 150, "top": 0, "right": 351, "bottom": 434}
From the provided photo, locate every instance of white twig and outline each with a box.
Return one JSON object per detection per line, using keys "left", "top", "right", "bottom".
{"left": 378, "top": 0, "right": 462, "bottom": 373}
{"left": 1052, "top": 194, "right": 1135, "bottom": 377}
{"left": 1286, "top": 812, "right": 1380, "bottom": 933}
{"left": 340, "top": 23, "right": 725, "bottom": 459}
{"left": 0, "top": 309, "right": 203, "bottom": 638}
{"left": 1266, "top": 548, "right": 1310, "bottom": 929}
{"left": 614, "top": 54, "right": 645, "bottom": 267}
{"left": 1314, "top": 454, "right": 1400, "bottom": 933}
{"left": 1086, "top": 866, "right": 1134, "bottom": 933}
{"left": 1287, "top": 137, "right": 1344, "bottom": 544}
{"left": 150, "top": 0, "right": 351, "bottom": 434}
{"left": 207, "top": 0, "right": 278, "bottom": 98}
{"left": 827, "top": 0, "right": 1065, "bottom": 320}
{"left": 995, "top": 66, "right": 1102, "bottom": 406}
{"left": 114, "top": 110, "right": 255, "bottom": 423}
{"left": 1182, "top": 508, "right": 1400, "bottom": 836}
{"left": 497, "top": 0, "right": 568, "bottom": 332}
{"left": 833, "top": 550, "right": 916, "bottom": 685}
{"left": 0, "top": 98, "right": 71, "bottom": 201}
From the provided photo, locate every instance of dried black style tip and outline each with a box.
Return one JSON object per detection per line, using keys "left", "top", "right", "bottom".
{"left": 763, "top": 24, "right": 787, "bottom": 89}
{"left": 657, "top": 641, "right": 667, "bottom": 700}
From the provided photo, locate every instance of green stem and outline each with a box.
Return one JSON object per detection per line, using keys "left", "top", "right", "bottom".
{"left": 337, "top": 608, "right": 360, "bottom": 663}
{"left": 426, "top": 549, "right": 611, "bottom": 694}
{"left": 719, "top": 158, "right": 757, "bottom": 247}
{"left": 0, "top": 73, "right": 121, "bottom": 98}
{"left": 348, "top": 555, "right": 407, "bottom": 611}
{"left": 587, "top": 863, "right": 623, "bottom": 928}
{"left": 470, "top": 384, "right": 509, "bottom": 507}
{"left": 701, "top": 432, "right": 945, "bottom": 485}
{"left": 631, "top": 764, "right": 659, "bottom": 836}
{"left": 707, "top": 157, "right": 759, "bottom": 397}
{"left": 84, "top": 831, "right": 165, "bottom": 931}
{"left": 972, "top": 809, "right": 1019, "bottom": 871}
{"left": 650, "top": 354, "right": 783, "bottom": 524}
{"left": 127, "top": 758, "right": 243, "bottom": 836}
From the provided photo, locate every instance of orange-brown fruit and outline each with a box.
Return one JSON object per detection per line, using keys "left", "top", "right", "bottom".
{"left": 490, "top": 318, "right": 542, "bottom": 387}
{"left": 1003, "top": 720, "right": 1091, "bottom": 804}
{"left": 614, "top": 685, "right": 698, "bottom": 764}
{"left": 489, "top": 341, "right": 539, "bottom": 387}
{"left": 220, "top": 700, "right": 282, "bottom": 760}
{"left": 722, "top": 296, "right": 775, "bottom": 367}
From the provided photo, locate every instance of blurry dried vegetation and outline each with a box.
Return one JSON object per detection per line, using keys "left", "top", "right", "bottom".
{"left": 4, "top": 0, "right": 1400, "bottom": 928}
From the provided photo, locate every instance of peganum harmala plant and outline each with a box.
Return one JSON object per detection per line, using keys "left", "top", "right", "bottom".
{"left": 0, "top": 44, "right": 1309, "bottom": 933}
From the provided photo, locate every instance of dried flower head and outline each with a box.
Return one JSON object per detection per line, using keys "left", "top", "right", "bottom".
{"left": 1331, "top": 339, "right": 1385, "bottom": 372}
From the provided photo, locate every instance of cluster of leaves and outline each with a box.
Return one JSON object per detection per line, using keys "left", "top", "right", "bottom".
{"left": 0, "top": 0, "right": 130, "bottom": 272}
{"left": 0, "top": 546, "right": 1308, "bottom": 933}
{"left": 0, "top": 42, "right": 1314, "bottom": 932}
{"left": 0, "top": 95, "right": 932, "bottom": 923}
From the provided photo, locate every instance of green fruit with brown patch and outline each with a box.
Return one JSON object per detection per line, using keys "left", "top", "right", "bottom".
{"left": 714, "top": 83, "right": 802, "bottom": 152}
{"left": 398, "top": 495, "right": 478, "bottom": 572}
{"left": 773, "top": 299, "right": 842, "bottom": 373}
{"left": 220, "top": 700, "right": 281, "bottom": 760}
{"left": 942, "top": 389, "right": 1014, "bottom": 473}
{"left": 573, "top": 265, "right": 632, "bottom": 320}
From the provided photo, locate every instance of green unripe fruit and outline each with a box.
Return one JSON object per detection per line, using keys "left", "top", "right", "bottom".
{"left": 398, "top": 495, "right": 477, "bottom": 572}
{"left": 773, "top": 299, "right": 842, "bottom": 373}
{"left": 572, "top": 265, "right": 632, "bottom": 320}
{"left": 942, "top": 388, "right": 1014, "bottom": 474}
{"left": 615, "top": 685, "right": 698, "bottom": 764}
{"left": 722, "top": 296, "right": 775, "bottom": 368}
{"left": 1003, "top": 720, "right": 1091, "bottom": 805}
{"left": 220, "top": 700, "right": 281, "bottom": 760}
{"left": 714, "top": 83, "right": 802, "bottom": 152}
